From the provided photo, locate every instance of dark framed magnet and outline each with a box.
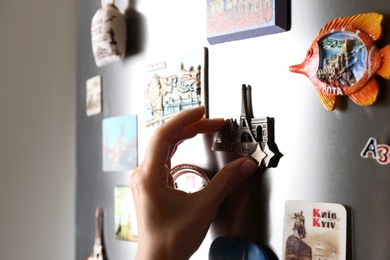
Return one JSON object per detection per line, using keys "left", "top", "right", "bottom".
{"left": 207, "top": 0, "right": 290, "bottom": 44}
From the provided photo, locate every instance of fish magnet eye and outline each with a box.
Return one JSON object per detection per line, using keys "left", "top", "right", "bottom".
{"left": 306, "top": 48, "right": 313, "bottom": 58}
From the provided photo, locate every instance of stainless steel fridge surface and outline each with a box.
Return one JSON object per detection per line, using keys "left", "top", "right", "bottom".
{"left": 77, "top": 0, "right": 390, "bottom": 259}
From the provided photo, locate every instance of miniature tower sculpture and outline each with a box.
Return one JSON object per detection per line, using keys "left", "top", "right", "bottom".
{"left": 237, "top": 85, "right": 257, "bottom": 143}
{"left": 212, "top": 84, "right": 282, "bottom": 167}
{"left": 87, "top": 208, "right": 105, "bottom": 260}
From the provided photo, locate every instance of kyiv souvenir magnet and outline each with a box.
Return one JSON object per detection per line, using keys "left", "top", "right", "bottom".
{"left": 91, "top": 0, "right": 126, "bottom": 67}
{"left": 212, "top": 85, "right": 282, "bottom": 167}
{"left": 170, "top": 164, "right": 209, "bottom": 193}
{"left": 290, "top": 13, "right": 390, "bottom": 111}
{"left": 282, "top": 201, "right": 347, "bottom": 260}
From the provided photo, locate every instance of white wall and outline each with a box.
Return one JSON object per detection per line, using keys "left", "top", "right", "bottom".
{"left": 0, "top": 1, "right": 76, "bottom": 259}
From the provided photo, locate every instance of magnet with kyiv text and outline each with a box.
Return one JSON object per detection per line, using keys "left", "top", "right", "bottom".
{"left": 290, "top": 13, "right": 390, "bottom": 111}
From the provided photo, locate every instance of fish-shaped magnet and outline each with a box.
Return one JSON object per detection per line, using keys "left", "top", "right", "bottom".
{"left": 290, "top": 13, "right": 390, "bottom": 111}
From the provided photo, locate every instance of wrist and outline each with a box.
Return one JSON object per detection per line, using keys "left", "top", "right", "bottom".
{"left": 135, "top": 241, "right": 173, "bottom": 260}
{"left": 135, "top": 239, "right": 190, "bottom": 260}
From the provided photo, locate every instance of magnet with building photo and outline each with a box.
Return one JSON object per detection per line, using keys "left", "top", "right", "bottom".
{"left": 86, "top": 75, "right": 102, "bottom": 116}
{"left": 289, "top": 12, "right": 390, "bottom": 111}
{"left": 207, "top": 0, "right": 289, "bottom": 44}
{"left": 145, "top": 48, "right": 208, "bottom": 129}
{"left": 282, "top": 200, "right": 347, "bottom": 260}
{"left": 114, "top": 186, "right": 138, "bottom": 242}
{"left": 102, "top": 115, "right": 137, "bottom": 172}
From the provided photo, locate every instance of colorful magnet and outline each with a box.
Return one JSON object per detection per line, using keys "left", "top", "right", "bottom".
{"left": 170, "top": 164, "right": 209, "bottom": 193}
{"left": 114, "top": 186, "right": 138, "bottom": 242}
{"left": 209, "top": 236, "right": 268, "bottom": 260}
{"left": 289, "top": 13, "right": 390, "bottom": 111}
{"left": 282, "top": 201, "right": 347, "bottom": 260}
{"left": 360, "top": 137, "right": 390, "bottom": 165}
{"left": 86, "top": 75, "right": 102, "bottom": 116}
{"left": 212, "top": 85, "right": 282, "bottom": 167}
{"left": 102, "top": 115, "right": 138, "bottom": 172}
{"left": 91, "top": 0, "right": 126, "bottom": 67}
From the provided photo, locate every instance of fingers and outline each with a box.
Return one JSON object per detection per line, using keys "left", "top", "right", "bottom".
{"left": 166, "top": 117, "right": 225, "bottom": 162}
{"left": 139, "top": 107, "right": 225, "bottom": 185}
{"left": 143, "top": 106, "right": 206, "bottom": 168}
{"left": 202, "top": 158, "right": 258, "bottom": 206}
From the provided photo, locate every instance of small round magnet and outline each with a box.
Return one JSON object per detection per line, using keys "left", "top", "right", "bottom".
{"left": 170, "top": 164, "right": 209, "bottom": 193}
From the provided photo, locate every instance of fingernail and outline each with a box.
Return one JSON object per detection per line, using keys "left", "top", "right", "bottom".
{"left": 240, "top": 159, "right": 258, "bottom": 177}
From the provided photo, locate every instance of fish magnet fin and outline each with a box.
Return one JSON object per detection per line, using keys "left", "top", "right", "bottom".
{"left": 378, "top": 45, "right": 390, "bottom": 79}
{"left": 317, "top": 91, "right": 337, "bottom": 111}
{"left": 349, "top": 78, "right": 379, "bottom": 106}
{"left": 319, "top": 13, "right": 383, "bottom": 41}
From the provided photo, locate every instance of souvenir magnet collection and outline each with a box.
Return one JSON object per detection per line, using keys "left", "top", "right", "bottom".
{"left": 91, "top": 0, "right": 126, "bottom": 67}
{"left": 212, "top": 85, "right": 282, "bottom": 167}
{"left": 290, "top": 12, "right": 390, "bottom": 111}
{"left": 360, "top": 137, "right": 390, "bottom": 165}
{"left": 170, "top": 164, "right": 210, "bottom": 193}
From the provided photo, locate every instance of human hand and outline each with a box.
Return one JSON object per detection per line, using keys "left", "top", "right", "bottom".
{"left": 130, "top": 106, "right": 258, "bottom": 260}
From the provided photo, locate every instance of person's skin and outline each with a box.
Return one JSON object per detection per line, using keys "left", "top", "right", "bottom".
{"left": 130, "top": 106, "right": 258, "bottom": 260}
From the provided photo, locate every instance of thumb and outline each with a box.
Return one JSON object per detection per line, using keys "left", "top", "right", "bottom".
{"left": 204, "top": 158, "right": 258, "bottom": 206}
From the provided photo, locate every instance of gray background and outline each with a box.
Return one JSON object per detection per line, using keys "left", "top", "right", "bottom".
{"left": 0, "top": 0, "right": 76, "bottom": 260}
{"left": 77, "top": 0, "right": 390, "bottom": 259}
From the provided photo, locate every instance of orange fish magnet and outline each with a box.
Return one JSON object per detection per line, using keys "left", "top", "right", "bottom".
{"left": 290, "top": 13, "right": 390, "bottom": 110}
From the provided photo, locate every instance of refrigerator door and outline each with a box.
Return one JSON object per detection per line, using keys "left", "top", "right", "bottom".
{"left": 76, "top": 0, "right": 390, "bottom": 259}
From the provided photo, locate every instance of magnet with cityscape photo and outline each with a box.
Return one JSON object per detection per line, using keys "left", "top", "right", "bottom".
{"left": 86, "top": 75, "right": 102, "bottom": 116}
{"left": 282, "top": 200, "right": 347, "bottom": 260}
{"left": 207, "top": 0, "right": 289, "bottom": 44}
{"left": 289, "top": 12, "right": 390, "bottom": 111}
{"left": 114, "top": 186, "right": 138, "bottom": 242}
{"left": 102, "top": 115, "right": 137, "bottom": 172}
{"left": 145, "top": 48, "right": 208, "bottom": 129}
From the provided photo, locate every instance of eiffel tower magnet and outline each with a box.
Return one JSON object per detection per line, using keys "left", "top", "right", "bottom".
{"left": 212, "top": 84, "right": 282, "bottom": 168}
